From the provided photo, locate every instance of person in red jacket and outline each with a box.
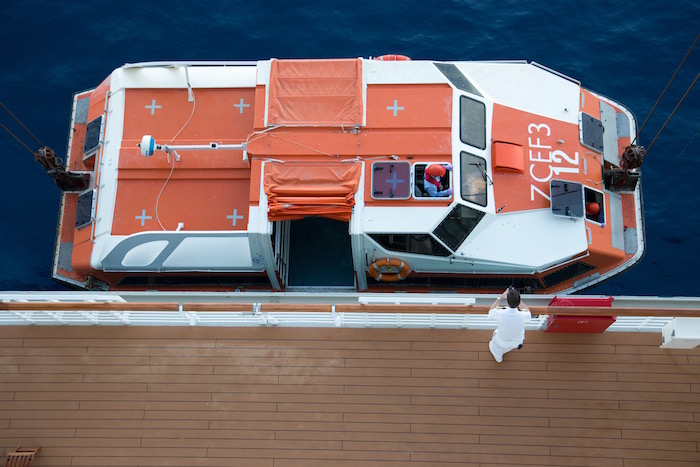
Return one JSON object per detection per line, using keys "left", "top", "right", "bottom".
{"left": 423, "top": 164, "right": 453, "bottom": 197}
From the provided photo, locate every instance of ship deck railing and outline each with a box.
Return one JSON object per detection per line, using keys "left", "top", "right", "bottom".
{"left": 1, "top": 292, "right": 699, "bottom": 334}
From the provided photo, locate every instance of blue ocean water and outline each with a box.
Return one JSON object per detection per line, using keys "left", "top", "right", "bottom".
{"left": 1, "top": 1, "right": 698, "bottom": 296}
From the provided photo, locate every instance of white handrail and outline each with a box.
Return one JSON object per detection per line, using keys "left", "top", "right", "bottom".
{"left": 122, "top": 61, "right": 258, "bottom": 69}
{"left": 1, "top": 292, "right": 697, "bottom": 332}
{"left": 358, "top": 296, "right": 476, "bottom": 305}
{"left": 0, "top": 307, "right": 673, "bottom": 332}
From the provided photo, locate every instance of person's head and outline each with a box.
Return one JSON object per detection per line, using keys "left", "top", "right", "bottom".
{"left": 506, "top": 286, "right": 520, "bottom": 308}
{"left": 427, "top": 164, "right": 446, "bottom": 177}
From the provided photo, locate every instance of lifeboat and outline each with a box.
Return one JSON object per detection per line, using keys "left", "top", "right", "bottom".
{"left": 50, "top": 58, "right": 645, "bottom": 294}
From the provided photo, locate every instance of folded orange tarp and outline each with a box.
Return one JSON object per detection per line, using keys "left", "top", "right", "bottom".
{"left": 269, "top": 186, "right": 350, "bottom": 196}
{"left": 264, "top": 162, "right": 362, "bottom": 221}
{"left": 267, "top": 59, "right": 363, "bottom": 126}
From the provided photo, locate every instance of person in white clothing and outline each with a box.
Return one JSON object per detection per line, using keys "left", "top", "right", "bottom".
{"left": 488, "top": 286, "right": 531, "bottom": 363}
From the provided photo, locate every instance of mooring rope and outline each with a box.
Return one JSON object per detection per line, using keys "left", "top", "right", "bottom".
{"left": 0, "top": 101, "right": 44, "bottom": 148}
{"left": 634, "top": 34, "right": 699, "bottom": 145}
{"left": 0, "top": 121, "right": 35, "bottom": 155}
{"left": 645, "top": 71, "right": 699, "bottom": 155}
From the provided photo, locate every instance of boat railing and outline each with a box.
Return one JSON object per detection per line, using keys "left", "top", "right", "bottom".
{"left": 122, "top": 61, "right": 259, "bottom": 69}
{"left": 468, "top": 59, "right": 529, "bottom": 65}
{"left": 2, "top": 292, "right": 699, "bottom": 335}
{"left": 530, "top": 61, "right": 581, "bottom": 86}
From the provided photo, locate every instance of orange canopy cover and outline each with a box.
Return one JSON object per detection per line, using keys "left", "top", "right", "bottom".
{"left": 267, "top": 59, "right": 363, "bottom": 126}
{"left": 264, "top": 162, "right": 362, "bottom": 222}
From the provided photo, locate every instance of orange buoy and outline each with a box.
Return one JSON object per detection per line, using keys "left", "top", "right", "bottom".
{"left": 586, "top": 202, "right": 601, "bottom": 216}
{"left": 374, "top": 54, "right": 411, "bottom": 61}
{"left": 367, "top": 258, "right": 411, "bottom": 282}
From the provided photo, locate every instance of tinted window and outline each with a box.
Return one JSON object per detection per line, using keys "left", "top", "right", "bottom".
{"left": 580, "top": 113, "right": 603, "bottom": 153}
{"left": 433, "top": 204, "right": 485, "bottom": 251}
{"left": 433, "top": 63, "right": 482, "bottom": 96}
{"left": 460, "top": 152, "right": 487, "bottom": 207}
{"left": 84, "top": 115, "right": 103, "bottom": 155}
{"left": 369, "top": 233, "right": 451, "bottom": 257}
{"left": 460, "top": 96, "right": 486, "bottom": 149}
{"left": 75, "top": 190, "right": 94, "bottom": 229}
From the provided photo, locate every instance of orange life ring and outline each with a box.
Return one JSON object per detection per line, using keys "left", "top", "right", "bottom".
{"left": 374, "top": 54, "right": 411, "bottom": 61}
{"left": 368, "top": 258, "right": 411, "bottom": 282}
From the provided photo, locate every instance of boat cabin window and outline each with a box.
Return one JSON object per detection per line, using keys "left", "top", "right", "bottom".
{"left": 83, "top": 115, "right": 103, "bottom": 157}
{"left": 550, "top": 180, "right": 584, "bottom": 218}
{"left": 413, "top": 163, "right": 451, "bottom": 199}
{"left": 460, "top": 151, "right": 487, "bottom": 207}
{"left": 433, "top": 204, "right": 485, "bottom": 251}
{"left": 580, "top": 112, "right": 604, "bottom": 153}
{"left": 368, "top": 233, "right": 451, "bottom": 257}
{"left": 75, "top": 190, "right": 94, "bottom": 229}
{"left": 584, "top": 186, "right": 605, "bottom": 223}
{"left": 433, "top": 62, "right": 482, "bottom": 96}
{"left": 460, "top": 95, "right": 486, "bottom": 150}
{"left": 371, "top": 161, "right": 411, "bottom": 199}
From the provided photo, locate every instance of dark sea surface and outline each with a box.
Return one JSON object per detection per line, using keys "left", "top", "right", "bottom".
{"left": 1, "top": 1, "right": 698, "bottom": 296}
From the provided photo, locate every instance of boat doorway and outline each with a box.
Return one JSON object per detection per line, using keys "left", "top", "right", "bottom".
{"left": 275, "top": 217, "right": 355, "bottom": 289}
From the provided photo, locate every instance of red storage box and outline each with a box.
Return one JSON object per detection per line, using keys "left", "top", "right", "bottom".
{"left": 548, "top": 296, "right": 613, "bottom": 307}
{"left": 546, "top": 315, "right": 616, "bottom": 333}
{"left": 545, "top": 296, "right": 615, "bottom": 333}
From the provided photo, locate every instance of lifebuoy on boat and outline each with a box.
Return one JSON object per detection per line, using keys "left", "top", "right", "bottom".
{"left": 368, "top": 258, "right": 411, "bottom": 282}
{"left": 374, "top": 54, "right": 411, "bottom": 61}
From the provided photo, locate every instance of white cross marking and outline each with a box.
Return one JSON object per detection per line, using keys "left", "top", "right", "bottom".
{"left": 386, "top": 100, "right": 404, "bottom": 117}
{"left": 135, "top": 209, "right": 152, "bottom": 226}
{"left": 233, "top": 98, "right": 250, "bottom": 114}
{"left": 145, "top": 99, "right": 162, "bottom": 115}
{"left": 387, "top": 172, "right": 405, "bottom": 190}
{"left": 227, "top": 209, "right": 245, "bottom": 226}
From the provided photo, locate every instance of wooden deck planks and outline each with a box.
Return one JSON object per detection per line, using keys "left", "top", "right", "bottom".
{"left": 1, "top": 326, "right": 699, "bottom": 466}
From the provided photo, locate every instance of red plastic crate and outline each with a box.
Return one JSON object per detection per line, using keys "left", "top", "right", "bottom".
{"left": 545, "top": 296, "right": 615, "bottom": 333}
